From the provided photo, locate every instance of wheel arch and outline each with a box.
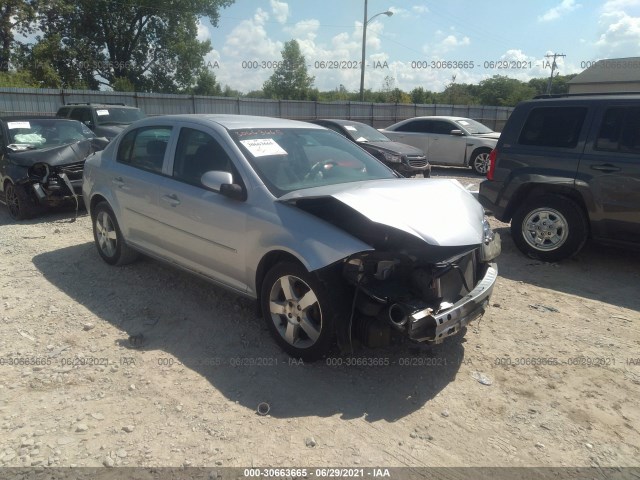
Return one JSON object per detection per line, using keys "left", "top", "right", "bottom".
{"left": 505, "top": 183, "right": 589, "bottom": 231}
{"left": 254, "top": 250, "right": 306, "bottom": 314}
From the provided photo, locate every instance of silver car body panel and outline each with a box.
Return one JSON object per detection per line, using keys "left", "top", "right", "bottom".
{"left": 83, "top": 114, "right": 494, "bottom": 302}
{"left": 278, "top": 178, "right": 485, "bottom": 246}
{"left": 380, "top": 116, "right": 499, "bottom": 167}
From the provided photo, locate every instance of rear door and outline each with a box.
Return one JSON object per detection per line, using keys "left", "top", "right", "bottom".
{"left": 109, "top": 125, "right": 173, "bottom": 251}
{"left": 579, "top": 105, "right": 640, "bottom": 243}
{"left": 385, "top": 119, "right": 431, "bottom": 152}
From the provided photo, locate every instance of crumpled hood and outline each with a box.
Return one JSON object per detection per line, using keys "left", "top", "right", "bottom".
{"left": 8, "top": 137, "right": 109, "bottom": 167}
{"left": 361, "top": 141, "right": 425, "bottom": 157}
{"left": 278, "top": 178, "right": 485, "bottom": 247}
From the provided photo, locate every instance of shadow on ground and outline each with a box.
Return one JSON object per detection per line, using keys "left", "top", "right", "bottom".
{"left": 32, "top": 242, "right": 465, "bottom": 422}
{"left": 494, "top": 226, "right": 640, "bottom": 312}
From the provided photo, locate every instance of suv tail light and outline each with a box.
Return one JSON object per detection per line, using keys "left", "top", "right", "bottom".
{"left": 487, "top": 148, "right": 497, "bottom": 180}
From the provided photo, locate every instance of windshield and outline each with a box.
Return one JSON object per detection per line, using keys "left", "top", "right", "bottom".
{"left": 6, "top": 119, "right": 95, "bottom": 151}
{"left": 94, "top": 107, "right": 144, "bottom": 125}
{"left": 339, "top": 122, "right": 390, "bottom": 142}
{"left": 455, "top": 118, "right": 494, "bottom": 134}
{"left": 231, "top": 128, "right": 395, "bottom": 197}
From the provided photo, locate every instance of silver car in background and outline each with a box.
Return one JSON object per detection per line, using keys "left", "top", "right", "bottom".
{"left": 380, "top": 116, "right": 500, "bottom": 175}
{"left": 83, "top": 114, "right": 500, "bottom": 361}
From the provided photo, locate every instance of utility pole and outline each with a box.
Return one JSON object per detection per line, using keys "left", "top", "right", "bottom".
{"left": 545, "top": 53, "right": 566, "bottom": 94}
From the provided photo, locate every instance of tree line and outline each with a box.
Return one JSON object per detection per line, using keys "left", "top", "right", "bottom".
{"left": 1, "top": 2, "right": 575, "bottom": 107}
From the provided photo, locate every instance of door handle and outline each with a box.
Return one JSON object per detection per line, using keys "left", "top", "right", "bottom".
{"left": 161, "top": 193, "right": 181, "bottom": 207}
{"left": 590, "top": 164, "right": 621, "bottom": 173}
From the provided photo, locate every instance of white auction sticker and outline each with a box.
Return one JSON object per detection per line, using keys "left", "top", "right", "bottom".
{"left": 7, "top": 121, "right": 31, "bottom": 129}
{"left": 344, "top": 125, "right": 357, "bottom": 131}
{"left": 240, "top": 138, "right": 287, "bottom": 157}
{"left": 96, "top": 109, "right": 109, "bottom": 116}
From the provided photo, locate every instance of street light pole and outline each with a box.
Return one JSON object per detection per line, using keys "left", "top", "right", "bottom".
{"left": 359, "top": 2, "right": 393, "bottom": 101}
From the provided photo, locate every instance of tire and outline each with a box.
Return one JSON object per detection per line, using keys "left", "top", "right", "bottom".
{"left": 511, "top": 194, "right": 588, "bottom": 262}
{"left": 5, "top": 182, "right": 36, "bottom": 220}
{"left": 471, "top": 148, "right": 492, "bottom": 175}
{"left": 260, "top": 261, "right": 338, "bottom": 361}
{"left": 92, "top": 202, "right": 139, "bottom": 266}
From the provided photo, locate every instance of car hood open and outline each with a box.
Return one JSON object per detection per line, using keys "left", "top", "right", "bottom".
{"left": 8, "top": 137, "right": 109, "bottom": 167}
{"left": 278, "top": 179, "right": 485, "bottom": 255}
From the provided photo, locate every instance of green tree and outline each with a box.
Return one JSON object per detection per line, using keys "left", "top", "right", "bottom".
{"left": 0, "top": 70, "right": 39, "bottom": 87}
{"left": 263, "top": 40, "right": 314, "bottom": 100}
{"left": 0, "top": 0, "right": 37, "bottom": 72}
{"left": 190, "top": 69, "right": 222, "bottom": 96}
{"left": 528, "top": 74, "right": 577, "bottom": 96}
{"left": 27, "top": 0, "right": 233, "bottom": 92}
{"left": 477, "top": 75, "right": 535, "bottom": 106}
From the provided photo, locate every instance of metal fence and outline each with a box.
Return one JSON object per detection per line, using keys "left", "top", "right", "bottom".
{"left": 0, "top": 87, "right": 514, "bottom": 131}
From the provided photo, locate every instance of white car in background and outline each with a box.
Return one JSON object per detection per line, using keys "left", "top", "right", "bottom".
{"left": 380, "top": 116, "right": 500, "bottom": 175}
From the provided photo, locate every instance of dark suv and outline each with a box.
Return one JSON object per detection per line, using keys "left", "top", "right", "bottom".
{"left": 56, "top": 103, "right": 144, "bottom": 140}
{"left": 479, "top": 93, "right": 640, "bottom": 261}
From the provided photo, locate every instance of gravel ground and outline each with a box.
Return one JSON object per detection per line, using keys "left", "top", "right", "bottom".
{"left": 0, "top": 168, "right": 639, "bottom": 470}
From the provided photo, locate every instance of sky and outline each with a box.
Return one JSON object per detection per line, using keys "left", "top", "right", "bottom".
{"left": 196, "top": 0, "right": 640, "bottom": 94}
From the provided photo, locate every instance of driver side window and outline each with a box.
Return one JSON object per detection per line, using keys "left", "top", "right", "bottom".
{"left": 173, "top": 128, "right": 232, "bottom": 187}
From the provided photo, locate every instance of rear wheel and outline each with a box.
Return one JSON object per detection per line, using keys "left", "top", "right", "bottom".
{"left": 511, "top": 194, "right": 587, "bottom": 262}
{"left": 261, "top": 262, "right": 338, "bottom": 361}
{"left": 471, "top": 149, "right": 492, "bottom": 175}
{"left": 92, "top": 202, "right": 139, "bottom": 265}
{"left": 5, "top": 182, "right": 36, "bottom": 220}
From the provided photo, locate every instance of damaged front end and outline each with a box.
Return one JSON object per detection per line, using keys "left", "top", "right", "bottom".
{"left": 281, "top": 178, "right": 501, "bottom": 349}
{"left": 343, "top": 244, "right": 498, "bottom": 347}
{"left": 8, "top": 137, "right": 108, "bottom": 208}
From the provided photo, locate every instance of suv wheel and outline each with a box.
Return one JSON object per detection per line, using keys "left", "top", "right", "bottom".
{"left": 511, "top": 194, "right": 587, "bottom": 262}
{"left": 471, "top": 149, "right": 492, "bottom": 175}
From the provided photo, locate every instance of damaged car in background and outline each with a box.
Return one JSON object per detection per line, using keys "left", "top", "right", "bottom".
{"left": 0, "top": 117, "right": 108, "bottom": 220}
{"left": 83, "top": 115, "right": 501, "bottom": 361}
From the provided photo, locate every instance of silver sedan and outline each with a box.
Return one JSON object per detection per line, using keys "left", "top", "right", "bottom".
{"left": 83, "top": 114, "right": 500, "bottom": 361}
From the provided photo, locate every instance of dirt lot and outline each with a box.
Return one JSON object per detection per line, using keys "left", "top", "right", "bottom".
{"left": 0, "top": 169, "right": 639, "bottom": 470}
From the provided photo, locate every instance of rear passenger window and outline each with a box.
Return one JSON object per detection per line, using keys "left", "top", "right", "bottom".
{"left": 596, "top": 107, "right": 640, "bottom": 154}
{"left": 116, "top": 126, "right": 171, "bottom": 174}
{"left": 519, "top": 107, "right": 587, "bottom": 148}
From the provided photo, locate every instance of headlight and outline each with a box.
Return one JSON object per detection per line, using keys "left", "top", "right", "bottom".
{"left": 482, "top": 216, "right": 495, "bottom": 244}
{"left": 382, "top": 152, "right": 402, "bottom": 163}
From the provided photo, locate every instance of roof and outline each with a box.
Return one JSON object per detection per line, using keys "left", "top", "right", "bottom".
{"left": 313, "top": 119, "right": 369, "bottom": 126}
{"left": 134, "top": 114, "right": 325, "bottom": 130}
{"left": 568, "top": 57, "right": 640, "bottom": 85}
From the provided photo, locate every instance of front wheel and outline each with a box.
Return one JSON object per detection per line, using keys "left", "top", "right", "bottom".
{"left": 261, "top": 262, "right": 337, "bottom": 361}
{"left": 471, "top": 149, "right": 492, "bottom": 175}
{"left": 92, "top": 202, "right": 139, "bottom": 265}
{"left": 511, "top": 194, "right": 587, "bottom": 262}
{"left": 5, "top": 183, "right": 36, "bottom": 220}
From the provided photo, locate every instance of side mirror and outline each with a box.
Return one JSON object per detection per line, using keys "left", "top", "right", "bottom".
{"left": 201, "top": 171, "right": 234, "bottom": 191}
{"left": 450, "top": 129, "right": 464, "bottom": 136}
{"left": 201, "top": 171, "right": 246, "bottom": 201}
{"left": 220, "top": 183, "right": 246, "bottom": 201}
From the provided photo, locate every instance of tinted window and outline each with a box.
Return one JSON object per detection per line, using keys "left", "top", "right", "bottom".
{"left": 432, "top": 120, "right": 455, "bottom": 134}
{"left": 57, "top": 107, "right": 70, "bottom": 117}
{"left": 518, "top": 107, "right": 587, "bottom": 148}
{"left": 173, "top": 128, "right": 232, "bottom": 186}
{"left": 116, "top": 126, "right": 171, "bottom": 173}
{"left": 596, "top": 107, "right": 640, "bottom": 154}
{"left": 69, "top": 108, "right": 92, "bottom": 123}
{"left": 395, "top": 120, "right": 432, "bottom": 133}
